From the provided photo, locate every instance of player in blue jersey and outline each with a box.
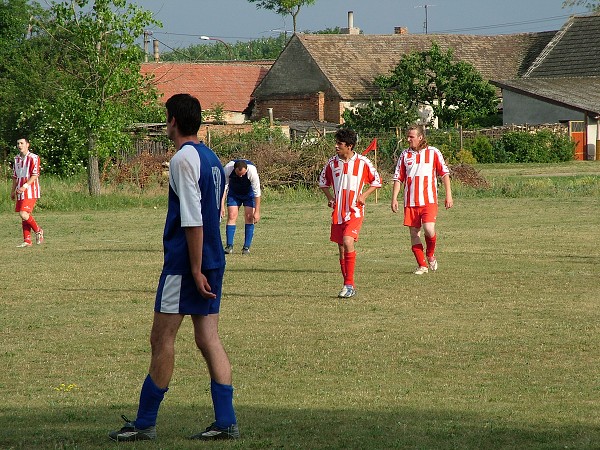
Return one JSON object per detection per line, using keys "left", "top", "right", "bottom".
{"left": 221, "top": 159, "right": 261, "bottom": 255}
{"left": 109, "top": 94, "right": 239, "bottom": 442}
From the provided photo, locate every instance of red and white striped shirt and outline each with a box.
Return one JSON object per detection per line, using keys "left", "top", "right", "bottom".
{"left": 319, "top": 153, "right": 382, "bottom": 224}
{"left": 13, "top": 152, "right": 41, "bottom": 201}
{"left": 393, "top": 146, "right": 449, "bottom": 207}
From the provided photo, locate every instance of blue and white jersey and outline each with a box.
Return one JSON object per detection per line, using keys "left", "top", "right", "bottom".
{"left": 162, "top": 141, "right": 225, "bottom": 274}
{"left": 224, "top": 159, "right": 261, "bottom": 198}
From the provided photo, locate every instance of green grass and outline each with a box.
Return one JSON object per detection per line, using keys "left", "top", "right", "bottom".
{"left": 1, "top": 164, "right": 599, "bottom": 449}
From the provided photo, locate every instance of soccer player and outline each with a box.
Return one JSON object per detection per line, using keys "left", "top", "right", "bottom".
{"left": 11, "top": 137, "right": 44, "bottom": 247}
{"left": 109, "top": 94, "right": 239, "bottom": 442}
{"left": 319, "top": 128, "right": 382, "bottom": 298}
{"left": 221, "top": 159, "right": 261, "bottom": 255}
{"left": 391, "top": 124, "right": 453, "bottom": 275}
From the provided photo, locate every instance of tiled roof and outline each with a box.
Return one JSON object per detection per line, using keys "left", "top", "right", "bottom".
{"left": 491, "top": 77, "right": 600, "bottom": 115}
{"left": 140, "top": 61, "right": 272, "bottom": 112}
{"left": 524, "top": 12, "right": 600, "bottom": 78}
{"left": 293, "top": 32, "right": 554, "bottom": 99}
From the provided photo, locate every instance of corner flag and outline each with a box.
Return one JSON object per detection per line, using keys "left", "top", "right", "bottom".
{"left": 362, "top": 138, "right": 377, "bottom": 155}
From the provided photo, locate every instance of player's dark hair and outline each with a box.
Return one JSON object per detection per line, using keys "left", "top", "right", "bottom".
{"left": 17, "top": 136, "right": 30, "bottom": 144}
{"left": 165, "top": 94, "right": 202, "bottom": 136}
{"left": 335, "top": 128, "right": 357, "bottom": 149}
{"left": 233, "top": 160, "right": 248, "bottom": 170}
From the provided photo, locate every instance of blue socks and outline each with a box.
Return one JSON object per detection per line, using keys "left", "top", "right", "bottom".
{"left": 211, "top": 379, "right": 237, "bottom": 428}
{"left": 226, "top": 225, "right": 236, "bottom": 246}
{"left": 135, "top": 374, "right": 168, "bottom": 429}
{"left": 244, "top": 224, "right": 254, "bottom": 248}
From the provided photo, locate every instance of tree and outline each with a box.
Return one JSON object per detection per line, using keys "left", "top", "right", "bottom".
{"left": 378, "top": 42, "right": 498, "bottom": 128}
{"left": 562, "top": 0, "right": 600, "bottom": 10}
{"left": 25, "top": 0, "right": 161, "bottom": 195}
{"left": 247, "top": 0, "right": 316, "bottom": 33}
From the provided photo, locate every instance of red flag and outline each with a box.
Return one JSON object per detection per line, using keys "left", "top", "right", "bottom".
{"left": 362, "top": 138, "right": 377, "bottom": 155}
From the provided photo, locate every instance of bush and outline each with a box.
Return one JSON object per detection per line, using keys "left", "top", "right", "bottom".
{"left": 468, "top": 135, "right": 494, "bottom": 163}
{"left": 492, "top": 130, "right": 574, "bottom": 163}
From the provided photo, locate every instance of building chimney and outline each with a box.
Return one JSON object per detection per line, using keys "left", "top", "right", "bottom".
{"left": 153, "top": 39, "right": 159, "bottom": 62}
{"left": 341, "top": 11, "right": 361, "bottom": 35}
{"left": 394, "top": 27, "right": 409, "bottom": 35}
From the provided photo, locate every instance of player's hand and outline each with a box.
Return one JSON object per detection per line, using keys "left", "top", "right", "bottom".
{"left": 445, "top": 196, "right": 454, "bottom": 209}
{"left": 391, "top": 199, "right": 399, "bottom": 213}
{"left": 253, "top": 211, "right": 260, "bottom": 224}
{"left": 357, "top": 194, "right": 366, "bottom": 206}
{"left": 194, "top": 272, "right": 216, "bottom": 299}
{"left": 327, "top": 199, "right": 335, "bottom": 209}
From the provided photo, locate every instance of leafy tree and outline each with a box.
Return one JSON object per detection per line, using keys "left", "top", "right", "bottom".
{"left": 24, "top": 0, "right": 161, "bottom": 195}
{"left": 562, "top": 0, "right": 600, "bottom": 10}
{"left": 378, "top": 42, "right": 498, "bottom": 128}
{"left": 342, "top": 91, "right": 419, "bottom": 135}
{"left": 247, "top": 0, "right": 316, "bottom": 33}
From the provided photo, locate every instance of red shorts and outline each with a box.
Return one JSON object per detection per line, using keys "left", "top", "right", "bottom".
{"left": 15, "top": 198, "right": 37, "bottom": 213}
{"left": 404, "top": 204, "right": 438, "bottom": 228}
{"left": 330, "top": 217, "right": 363, "bottom": 245}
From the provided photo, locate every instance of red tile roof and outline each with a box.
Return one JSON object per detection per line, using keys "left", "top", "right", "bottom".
{"left": 140, "top": 62, "right": 272, "bottom": 112}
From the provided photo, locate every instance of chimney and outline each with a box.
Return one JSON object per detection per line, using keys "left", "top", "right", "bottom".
{"left": 153, "top": 39, "right": 159, "bottom": 62}
{"left": 341, "top": 11, "right": 361, "bottom": 35}
{"left": 394, "top": 27, "right": 409, "bottom": 35}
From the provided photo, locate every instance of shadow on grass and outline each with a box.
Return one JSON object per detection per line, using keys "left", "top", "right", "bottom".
{"left": 1, "top": 405, "right": 597, "bottom": 450}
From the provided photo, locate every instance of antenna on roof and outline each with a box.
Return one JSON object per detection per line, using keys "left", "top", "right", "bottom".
{"left": 415, "top": 4, "right": 436, "bottom": 34}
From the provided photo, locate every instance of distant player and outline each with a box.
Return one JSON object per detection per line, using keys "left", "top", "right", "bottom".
{"left": 221, "top": 159, "right": 261, "bottom": 255}
{"left": 11, "top": 137, "right": 44, "bottom": 247}
{"left": 319, "top": 128, "right": 381, "bottom": 298}
{"left": 391, "top": 124, "right": 453, "bottom": 275}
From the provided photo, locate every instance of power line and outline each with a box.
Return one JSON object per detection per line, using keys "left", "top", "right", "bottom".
{"left": 432, "top": 14, "right": 574, "bottom": 34}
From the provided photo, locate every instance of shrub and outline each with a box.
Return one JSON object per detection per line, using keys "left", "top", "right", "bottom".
{"left": 468, "top": 135, "right": 494, "bottom": 163}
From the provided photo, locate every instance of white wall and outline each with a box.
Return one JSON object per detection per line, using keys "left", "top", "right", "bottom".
{"left": 502, "top": 90, "right": 585, "bottom": 125}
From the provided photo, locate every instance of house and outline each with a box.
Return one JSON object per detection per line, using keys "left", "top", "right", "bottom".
{"left": 491, "top": 12, "right": 600, "bottom": 160}
{"left": 251, "top": 30, "right": 554, "bottom": 125}
{"left": 140, "top": 61, "right": 272, "bottom": 124}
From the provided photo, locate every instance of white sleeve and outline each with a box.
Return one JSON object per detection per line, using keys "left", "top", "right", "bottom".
{"left": 223, "top": 161, "right": 235, "bottom": 191}
{"left": 247, "top": 164, "right": 261, "bottom": 197}
{"left": 169, "top": 146, "right": 203, "bottom": 227}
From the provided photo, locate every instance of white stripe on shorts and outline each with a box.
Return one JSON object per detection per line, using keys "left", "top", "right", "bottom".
{"left": 160, "top": 274, "right": 182, "bottom": 313}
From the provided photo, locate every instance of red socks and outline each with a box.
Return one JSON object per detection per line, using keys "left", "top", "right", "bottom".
{"left": 411, "top": 244, "right": 427, "bottom": 267}
{"left": 343, "top": 251, "right": 356, "bottom": 286}
{"left": 425, "top": 234, "right": 437, "bottom": 260}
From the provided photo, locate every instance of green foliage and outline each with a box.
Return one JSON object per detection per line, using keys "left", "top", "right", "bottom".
{"left": 468, "top": 135, "right": 494, "bottom": 163}
{"left": 247, "top": 0, "right": 316, "bottom": 32}
{"left": 378, "top": 42, "right": 498, "bottom": 128}
{"left": 492, "top": 130, "right": 575, "bottom": 163}
{"left": 342, "top": 92, "right": 419, "bottom": 135}
{"left": 12, "top": 0, "right": 164, "bottom": 188}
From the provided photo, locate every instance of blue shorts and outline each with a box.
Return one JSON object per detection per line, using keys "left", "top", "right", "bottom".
{"left": 154, "top": 266, "right": 225, "bottom": 315}
{"left": 227, "top": 193, "right": 255, "bottom": 208}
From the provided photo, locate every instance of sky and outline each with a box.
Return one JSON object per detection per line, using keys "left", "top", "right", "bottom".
{"left": 129, "top": 0, "right": 590, "bottom": 51}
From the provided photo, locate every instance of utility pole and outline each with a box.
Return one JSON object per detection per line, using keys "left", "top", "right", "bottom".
{"left": 415, "top": 4, "right": 436, "bottom": 34}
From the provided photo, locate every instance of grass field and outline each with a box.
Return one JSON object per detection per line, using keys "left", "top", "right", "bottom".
{"left": 1, "top": 163, "right": 599, "bottom": 449}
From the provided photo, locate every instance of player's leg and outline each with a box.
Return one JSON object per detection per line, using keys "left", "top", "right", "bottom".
{"left": 241, "top": 198, "right": 256, "bottom": 254}
{"left": 225, "top": 198, "right": 239, "bottom": 253}
{"left": 423, "top": 222, "right": 438, "bottom": 271}
{"left": 18, "top": 209, "right": 33, "bottom": 246}
{"left": 409, "top": 226, "right": 428, "bottom": 273}
{"left": 109, "top": 312, "right": 183, "bottom": 441}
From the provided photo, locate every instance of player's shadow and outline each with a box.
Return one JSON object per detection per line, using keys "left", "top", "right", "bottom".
{"left": 1, "top": 404, "right": 596, "bottom": 449}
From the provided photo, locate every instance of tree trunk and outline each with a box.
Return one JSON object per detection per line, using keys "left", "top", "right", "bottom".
{"left": 87, "top": 133, "right": 101, "bottom": 196}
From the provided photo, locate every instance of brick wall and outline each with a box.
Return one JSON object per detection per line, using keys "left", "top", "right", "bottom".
{"left": 253, "top": 92, "right": 343, "bottom": 124}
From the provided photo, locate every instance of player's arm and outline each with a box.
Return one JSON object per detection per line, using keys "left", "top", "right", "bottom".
{"left": 184, "top": 226, "right": 216, "bottom": 299}
{"left": 442, "top": 174, "right": 453, "bottom": 209}
{"left": 17, "top": 174, "right": 38, "bottom": 194}
{"left": 391, "top": 180, "right": 402, "bottom": 213}
{"left": 357, "top": 184, "right": 379, "bottom": 205}
{"left": 252, "top": 195, "right": 261, "bottom": 223}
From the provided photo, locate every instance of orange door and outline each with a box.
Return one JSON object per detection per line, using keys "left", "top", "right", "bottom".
{"left": 571, "top": 131, "right": 584, "bottom": 160}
